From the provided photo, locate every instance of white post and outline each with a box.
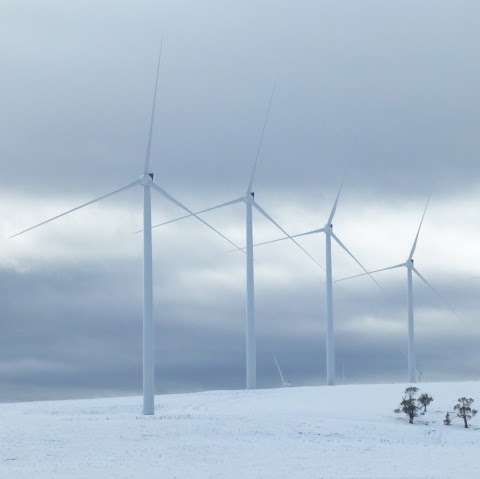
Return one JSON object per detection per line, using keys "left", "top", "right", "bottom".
{"left": 143, "top": 180, "right": 155, "bottom": 414}
{"left": 407, "top": 261, "right": 416, "bottom": 383}
{"left": 245, "top": 195, "right": 256, "bottom": 389}
{"left": 325, "top": 228, "right": 335, "bottom": 385}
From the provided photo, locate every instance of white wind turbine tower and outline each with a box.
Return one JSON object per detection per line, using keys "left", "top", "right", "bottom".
{"left": 149, "top": 88, "right": 321, "bottom": 389}
{"left": 251, "top": 180, "right": 380, "bottom": 386}
{"left": 10, "top": 48, "right": 244, "bottom": 415}
{"left": 337, "top": 196, "right": 447, "bottom": 383}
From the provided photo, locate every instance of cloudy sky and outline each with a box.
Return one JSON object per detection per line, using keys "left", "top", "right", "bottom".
{"left": 1, "top": 0, "right": 480, "bottom": 402}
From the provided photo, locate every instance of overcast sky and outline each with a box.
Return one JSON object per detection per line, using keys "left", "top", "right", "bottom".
{"left": 1, "top": 1, "right": 480, "bottom": 402}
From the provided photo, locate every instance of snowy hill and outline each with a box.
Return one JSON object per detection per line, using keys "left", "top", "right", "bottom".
{"left": 1, "top": 381, "right": 479, "bottom": 478}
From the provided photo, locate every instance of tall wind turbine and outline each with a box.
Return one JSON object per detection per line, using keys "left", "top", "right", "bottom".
{"left": 10, "top": 48, "right": 244, "bottom": 415}
{"left": 149, "top": 88, "right": 321, "bottom": 389}
{"left": 250, "top": 180, "right": 380, "bottom": 386}
{"left": 336, "top": 196, "right": 445, "bottom": 383}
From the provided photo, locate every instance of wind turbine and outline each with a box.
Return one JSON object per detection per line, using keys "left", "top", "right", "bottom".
{"left": 10, "top": 48, "right": 244, "bottom": 415}
{"left": 272, "top": 354, "right": 291, "bottom": 387}
{"left": 249, "top": 180, "right": 380, "bottom": 386}
{"left": 149, "top": 87, "right": 321, "bottom": 389}
{"left": 336, "top": 196, "right": 444, "bottom": 383}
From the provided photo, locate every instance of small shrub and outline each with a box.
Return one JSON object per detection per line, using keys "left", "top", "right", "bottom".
{"left": 443, "top": 412, "right": 451, "bottom": 426}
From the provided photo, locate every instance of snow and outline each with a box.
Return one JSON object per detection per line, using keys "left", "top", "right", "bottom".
{"left": 1, "top": 381, "right": 479, "bottom": 478}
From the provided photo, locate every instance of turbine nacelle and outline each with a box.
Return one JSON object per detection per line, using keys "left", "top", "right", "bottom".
{"left": 141, "top": 173, "right": 155, "bottom": 185}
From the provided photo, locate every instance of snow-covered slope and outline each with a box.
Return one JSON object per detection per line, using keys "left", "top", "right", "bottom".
{"left": 1, "top": 381, "right": 479, "bottom": 478}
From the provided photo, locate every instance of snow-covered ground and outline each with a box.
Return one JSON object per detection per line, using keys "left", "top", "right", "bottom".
{"left": 1, "top": 381, "right": 479, "bottom": 478}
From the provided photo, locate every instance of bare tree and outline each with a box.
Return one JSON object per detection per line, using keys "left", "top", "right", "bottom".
{"left": 418, "top": 393, "right": 433, "bottom": 414}
{"left": 454, "top": 397, "right": 477, "bottom": 429}
{"left": 399, "top": 387, "right": 421, "bottom": 424}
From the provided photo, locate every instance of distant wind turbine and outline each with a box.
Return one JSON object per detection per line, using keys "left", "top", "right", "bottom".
{"left": 250, "top": 180, "right": 380, "bottom": 386}
{"left": 10, "top": 47, "right": 243, "bottom": 415}
{"left": 148, "top": 86, "right": 321, "bottom": 389}
{"left": 337, "top": 196, "right": 449, "bottom": 383}
{"left": 272, "top": 354, "right": 291, "bottom": 387}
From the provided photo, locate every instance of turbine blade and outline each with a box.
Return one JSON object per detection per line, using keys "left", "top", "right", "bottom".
{"left": 140, "top": 197, "right": 244, "bottom": 233}
{"left": 335, "top": 262, "right": 405, "bottom": 283}
{"left": 150, "top": 182, "right": 244, "bottom": 253}
{"left": 10, "top": 180, "right": 140, "bottom": 239}
{"left": 331, "top": 232, "right": 382, "bottom": 289}
{"left": 327, "top": 172, "right": 347, "bottom": 225}
{"left": 246, "top": 84, "right": 276, "bottom": 194}
{"left": 252, "top": 200, "right": 322, "bottom": 268}
{"left": 251, "top": 227, "right": 325, "bottom": 250}
{"left": 144, "top": 41, "right": 164, "bottom": 175}
{"left": 408, "top": 194, "right": 431, "bottom": 260}
{"left": 413, "top": 267, "right": 461, "bottom": 320}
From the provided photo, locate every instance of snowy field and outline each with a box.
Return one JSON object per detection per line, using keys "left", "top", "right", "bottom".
{"left": 1, "top": 381, "right": 479, "bottom": 479}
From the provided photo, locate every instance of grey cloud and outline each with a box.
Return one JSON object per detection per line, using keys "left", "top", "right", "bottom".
{"left": 1, "top": 252, "right": 479, "bottom": 402}
{"left": 2, "top": 1, "right": 480, "bottom": 200}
